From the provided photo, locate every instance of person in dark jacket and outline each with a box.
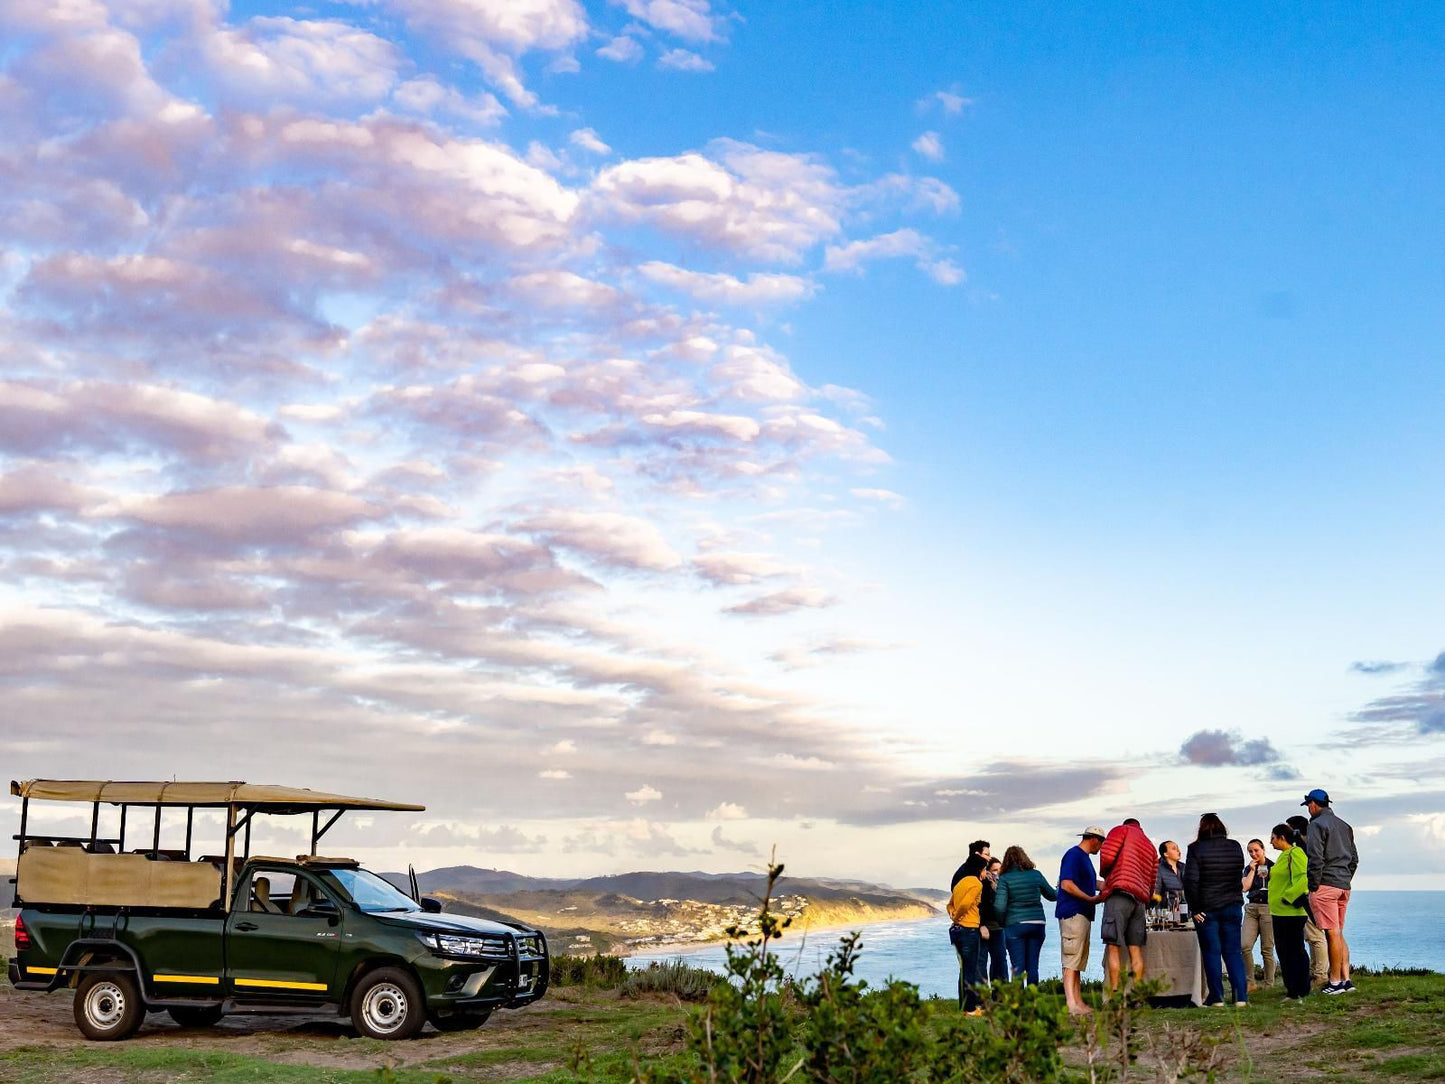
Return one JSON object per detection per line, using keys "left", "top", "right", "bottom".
{"left": 981, "top": 857, "right": 1009, "bottom": 983}
{"left": 1287, "top": 814, "right": 1329, "bottom": 985}
{"left": 1303, "top": 788, "right": 1359, "bottom": 994}
{"left": 1156, "top": 839, "right": 1186, "bottom": 899}
{"left": 1183, "top": 812, "right": 1249, "bottom": 1007}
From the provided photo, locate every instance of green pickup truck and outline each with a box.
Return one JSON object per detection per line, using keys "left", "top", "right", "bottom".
{"left": 7, "top": 779, "right": 550, "bottom": 1040}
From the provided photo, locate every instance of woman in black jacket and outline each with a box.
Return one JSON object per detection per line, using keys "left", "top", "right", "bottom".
{"left": 1183, "top": 812, "right": 1249, "bottom": 1007}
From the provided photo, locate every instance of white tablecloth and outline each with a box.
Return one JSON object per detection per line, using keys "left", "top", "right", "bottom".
{"left": 1142, "top": 929, "right": 1208, "bottom": 1006}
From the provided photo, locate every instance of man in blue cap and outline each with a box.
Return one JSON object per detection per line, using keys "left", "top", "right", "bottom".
{"left": 1302, "top": 788, "right": 1359, "bottom": 994}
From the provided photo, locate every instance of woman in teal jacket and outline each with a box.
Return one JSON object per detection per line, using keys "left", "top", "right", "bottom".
{"left": 1268, "top": 822, "right": 1312, "bottom": 999}
{"left": 993, "top": 845, "right": 1058, "bottom": 985}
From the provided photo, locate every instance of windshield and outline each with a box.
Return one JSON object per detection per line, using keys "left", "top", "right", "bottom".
{"left": 325, "top": 868, "right": 420, "bottom": 913}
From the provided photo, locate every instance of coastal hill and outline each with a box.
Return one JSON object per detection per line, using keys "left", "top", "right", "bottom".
{"left": 384, "top": 867, "right": 940, "bottom": 956}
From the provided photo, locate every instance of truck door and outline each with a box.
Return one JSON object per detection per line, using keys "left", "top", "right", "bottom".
{"left": 225, "top": 868, "right": 342, "bottom": 1000}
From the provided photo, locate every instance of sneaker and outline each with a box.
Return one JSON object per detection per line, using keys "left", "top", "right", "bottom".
{"left": 964, "top": 1008, "right": 985, "bottom": 1017}
{"left": 1234, "top": 1001, "right": 1250, "bottom": 1008}
{"left": 1323, "top": 982, "right": 1347, "bottom": 996}
{"left": 1342, "top": 980, "right": 1357, "bottom": 992}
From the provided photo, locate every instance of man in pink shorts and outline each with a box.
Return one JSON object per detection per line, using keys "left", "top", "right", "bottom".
{"left": 1302, "top": 788, "right": 1359, "bottom": 994}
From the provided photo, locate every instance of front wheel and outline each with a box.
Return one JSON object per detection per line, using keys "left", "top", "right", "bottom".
{"left": 169, "top": 1004, "right": 226, "bottom": 1028}
{"left": 429, "top": 1008, "right": 492, "bottom": 1032}
{"left": 74, "top": 972, "right": 145, "bottom": 1041}
{"left": 350, "top": 968, "right": 426, "bottom": 1040}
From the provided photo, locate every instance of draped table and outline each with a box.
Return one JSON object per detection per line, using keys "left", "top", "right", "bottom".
{"left": 1142, "top": 928, "right": 1208, "bottom": 1007}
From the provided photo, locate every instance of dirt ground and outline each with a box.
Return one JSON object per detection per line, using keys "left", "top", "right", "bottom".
{"left": 0, "top": 973, "right": 589, "bottom": 1073}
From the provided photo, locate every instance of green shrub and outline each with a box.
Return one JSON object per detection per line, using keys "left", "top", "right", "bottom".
{"left": 796, "top": 933, "right": 931, "bottom": 1083}
{"left": 620, "top": 958, "right": 721, "bottom": 1002}
{"left": 550, "top": 953, "right": 630, "bottom": 989}
{"left": 932, "top": 979, "right": 1069, "bottom": 1083}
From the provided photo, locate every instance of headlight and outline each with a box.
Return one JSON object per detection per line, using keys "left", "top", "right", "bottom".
{"left": 417, "top": 931, "right": 509, "bottom": 957}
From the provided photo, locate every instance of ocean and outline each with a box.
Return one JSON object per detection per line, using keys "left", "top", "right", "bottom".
{"left": 626, "top": 891, "right": 1443, "bottom": 999}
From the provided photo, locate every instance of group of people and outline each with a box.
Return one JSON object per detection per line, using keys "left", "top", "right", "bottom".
{"left": 946, "top": 787, "right": 1360, "bottom": 1015}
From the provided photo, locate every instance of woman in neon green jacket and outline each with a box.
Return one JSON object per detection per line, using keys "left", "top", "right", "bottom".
{"left": 1268, "top": 822, "right": 1312, "bottom": 999}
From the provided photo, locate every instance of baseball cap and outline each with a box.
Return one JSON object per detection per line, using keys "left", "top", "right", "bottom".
{"left": 1300, "top": 788, "right": 1330, "bottom": 806}
{"left": 1081, "top": 825, "right": 1106, "bottom": 840}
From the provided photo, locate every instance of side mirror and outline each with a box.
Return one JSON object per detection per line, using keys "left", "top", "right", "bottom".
{"left": 419, "top": 896, "right": 443, "bottom": 914}
{"left": 303, "top": 899, "right": 339, "bottom": 921}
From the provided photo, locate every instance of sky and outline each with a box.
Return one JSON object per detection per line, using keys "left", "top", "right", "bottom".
{"left": 3, "top": 1, "right": 1444, "bottom": 890}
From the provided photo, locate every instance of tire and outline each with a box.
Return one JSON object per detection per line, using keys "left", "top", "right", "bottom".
{"left": 169, "top": 1004, "right": 226, "bottom": 1028}
{"left": 428, "top": 1008, "right": 492, "bottom": 1032}
{"left": 350, "top": 967, "right": 426, "bottom": 1041}
{"left": 74, "top": 972, "right": 145, "bottom": 1042}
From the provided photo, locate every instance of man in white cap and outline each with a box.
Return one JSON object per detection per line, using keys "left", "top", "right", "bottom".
{"left": 1303, "top": 788, "right": 1359, "bottom": 994}
{"left": 1055, "top": 826, "right": 1106, "bottom": 1015}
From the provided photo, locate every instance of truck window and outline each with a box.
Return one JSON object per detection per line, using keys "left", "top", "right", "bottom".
{"left": 323, "top": 868, "right": 418, "bottom": 913}
{"left": 248, "top": 871, "right": 297, "bottom": 914}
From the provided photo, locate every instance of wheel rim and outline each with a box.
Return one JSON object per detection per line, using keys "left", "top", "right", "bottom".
{"left": 361, "top": 983, "right": 409, "bottom": 1034}
{"left": 85, "top": 981, "right": 127, "bottom": 1030}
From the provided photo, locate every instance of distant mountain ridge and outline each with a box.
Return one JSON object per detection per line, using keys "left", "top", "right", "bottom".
{"left": 382, "top": 866, "right": 939, "bottom": 955}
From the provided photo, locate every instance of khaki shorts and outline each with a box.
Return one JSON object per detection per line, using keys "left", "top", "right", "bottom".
{"left": 1060, "top": 914, "right": 1092, "bottom": 972}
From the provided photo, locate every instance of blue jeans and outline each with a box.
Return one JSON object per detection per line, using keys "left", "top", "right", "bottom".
{"left": 1004, "top": 923, "right": 1046, "bottom": 985}
{"left": 1195, "top": 904, "right": 1248, "bottom": 1005}
{"left": 984, "top": 928, "right": 1009, "bottom": 983}
{"left": 949, "top": 924, "right": 983, "bottom": 1010}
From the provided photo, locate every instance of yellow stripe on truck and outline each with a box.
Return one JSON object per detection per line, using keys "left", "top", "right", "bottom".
{"left": 234, "top": 977, "right": 328, "bottom": 991}
{"left": 153, "top": 974, "right": 221, "bottom": 985}
{"left": 26, "top": 966, "right": 59, "bottom": 976}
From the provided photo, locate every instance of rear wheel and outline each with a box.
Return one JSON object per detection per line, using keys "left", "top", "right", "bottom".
{"left": 429, "top": 1008, "right": 492, "bottom": 1032}
{"left": 169, "top": 1004, "right": 226, "bottom": 1028}
{"left": 74, "top": 972, "right": 145, "bottom": 1041}
{"left": 350, "top": 967, "right": 425, "bottom": 1040}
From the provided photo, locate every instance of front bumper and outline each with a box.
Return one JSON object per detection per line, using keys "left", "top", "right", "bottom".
{"left": 416, "top": 932, "right": 549, "bottom": 1010}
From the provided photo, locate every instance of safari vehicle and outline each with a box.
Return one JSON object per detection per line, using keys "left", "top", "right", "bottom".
{"left": 7, "top": 779, "right": 549, "bottom": 1041}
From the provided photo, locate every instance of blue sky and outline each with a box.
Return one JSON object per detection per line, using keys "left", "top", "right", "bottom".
{"left": 2, "top": 1, "right": 1443, "bottom": 887}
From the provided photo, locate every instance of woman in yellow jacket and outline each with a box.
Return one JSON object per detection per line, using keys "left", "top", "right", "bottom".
{"left": 1268, "top": 822, "right": 1312, "bottom": 1000}
{"left": 947, "top": 853, "right": 988, "bottom": 1013}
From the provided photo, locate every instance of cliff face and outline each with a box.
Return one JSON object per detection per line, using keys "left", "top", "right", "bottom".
{"left": 792, "top": 896, "right": 937, "bottom": 931}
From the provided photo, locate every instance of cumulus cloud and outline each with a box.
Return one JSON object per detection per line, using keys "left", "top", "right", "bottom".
{"left": 516, "top": 510, "right": 682, "bottom": 571}
{"left": 386, "top": 0, "right": 589, "bottom": 106}
{"left": 199, "top": 17, "right": 402, "bottom": 105}
{"left": 725, "top": 586, "right": 835, "bottom": 616}
{"left": 658, "top": 47, "right": 713, "bottom": 72}
{"left": 0, "top": 0, "right": 1023, "bottom": 877}
{"left": 823, "top": 228, "right": 962, "bottom": 285}
{"left": 594, "top": 140, "right": 845, "bottom": 263}
{"left": 639, "top": 261, "right": 816, "bottom": 306}
{"left": 919, "top": 88, "right": 972, "bottom": 115}
{"left": 1178, "top": 729, "right": 1282, "bottom": 768}
{"left": 596, "top": 34, "right": 643, "bottom": 62}
{"left": 692, "top": 551, "right": 791, "bottom": 586}
{"left": 911, "top": 131, "right": 943, "bottom": 161}
{"left": 614, "top": 0, "right": 723, "bottom": 43}
{"left": 570, "top": 127, "right": 611, "bottom": 154}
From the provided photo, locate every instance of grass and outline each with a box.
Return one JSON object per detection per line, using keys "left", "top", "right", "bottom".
{"left": 5, "top": 973, "right": 1445, "bottom": 1082}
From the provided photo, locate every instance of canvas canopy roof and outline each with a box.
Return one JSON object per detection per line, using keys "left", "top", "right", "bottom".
{"left": 10, "top": 780, "right": 425, "bottom": 813}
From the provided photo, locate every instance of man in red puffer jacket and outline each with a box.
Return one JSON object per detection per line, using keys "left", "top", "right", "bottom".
{"left": 1099, "top": 818, "right": 1157, "bottom": 992}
